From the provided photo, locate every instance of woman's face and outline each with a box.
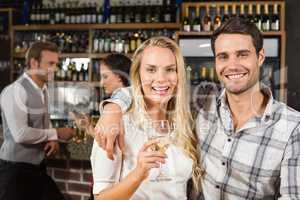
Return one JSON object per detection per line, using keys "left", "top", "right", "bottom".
{"left": 139, "top": 46, "right": 178, "bottom": 106}
{"left": 100, "top": 63, "right": 123, "bottom": 95}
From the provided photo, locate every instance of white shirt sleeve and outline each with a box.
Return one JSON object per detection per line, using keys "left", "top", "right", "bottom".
{"left": 0, "top": 83, "right": 57, "bottom": 144}
{"left": 90, "top": 140, "right": 123, "bottom": 194}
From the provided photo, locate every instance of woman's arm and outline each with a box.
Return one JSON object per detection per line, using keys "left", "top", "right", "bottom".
{"left": 93, "top": 140, "right": 166, "bottom": 200}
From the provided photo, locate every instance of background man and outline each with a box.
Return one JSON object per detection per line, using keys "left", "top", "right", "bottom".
{"left": 0, "top": 41, "right": 74, "bottom": 200}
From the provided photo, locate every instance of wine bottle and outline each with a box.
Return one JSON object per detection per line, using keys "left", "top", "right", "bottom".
{"left": 203, "top": 5, "right": 212, "bottom": 32}
{"left": 271, "top": 4, "right": 280, "bottom": 31}
{"left": 182, "top": 7, "right": 191, "bottom": 32}
{"left": 213, "top": 5, "right": 222, "bottom": 31}
{"left": 254, "top": 5, "right": 262, "bottom": 30}
{"left": 192, "top": 7, "right": 201, "bottom": 32}
{"left": 262, "top": 4, "right": 270, "bottom": 31}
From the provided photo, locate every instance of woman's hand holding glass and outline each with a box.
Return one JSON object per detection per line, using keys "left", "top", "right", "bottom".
{"left": 147, "top": 120, "right": 175, "bottom": 181}
{"left": 133, "top": 140, "right": 167, "bottom": 182}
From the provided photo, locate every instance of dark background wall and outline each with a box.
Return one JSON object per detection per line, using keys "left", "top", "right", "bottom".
{"left": 286, "top": 0, "right": 300, "bottom": 111}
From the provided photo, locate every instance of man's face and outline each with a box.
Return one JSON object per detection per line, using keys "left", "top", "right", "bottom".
{"left": 214, "top": 34, "right": 265, "bottom": 95}
{"left": 31, "top": 50, "right": 59, "bottom": 83}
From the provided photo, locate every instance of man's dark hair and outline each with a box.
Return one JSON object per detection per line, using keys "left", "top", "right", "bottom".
{"left": 25, "top": 41, "right": 58, "bottom": 68}
{"left": 102, "top": 53, "right": 131, "bottom": 86}
{"left": 211, "top": 17, "right": 263, "bottom": 56}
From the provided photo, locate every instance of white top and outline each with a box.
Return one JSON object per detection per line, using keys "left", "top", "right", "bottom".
{"left": 0, "top": 73, "right": 57, "bottom": 144}
{"left": 91, "top": 113, "right": 193, "bottom": 200}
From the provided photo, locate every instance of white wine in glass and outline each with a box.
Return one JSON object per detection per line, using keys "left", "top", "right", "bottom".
{"left": 147, "top": 120, "right": 174, "bottom": 182}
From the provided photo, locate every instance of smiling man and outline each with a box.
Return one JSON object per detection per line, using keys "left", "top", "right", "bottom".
{"left": 91, "top": 18, "right": 300, "bottom": 199}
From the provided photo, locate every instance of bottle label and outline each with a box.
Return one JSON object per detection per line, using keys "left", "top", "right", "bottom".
{"left": 98, "top": 15, "right": 103, "bottom": 23}
{"left": 92, "top": 15, "right": 97, "bottom": 23}
{"left": 193, "top": 24, "right": 201, "bottom": 32}
{"left": 203, "top": 22, "right": 211, "bottom": 32}
{"left": 271, "top": 20, "right": 279, "bottom": 31}
{"left": 183, "top": 25, "right": 190, "bottom": 32}
{"left": 262, "top": 21, "right": 270, "bottom": 31}
{"left": 164, "top": 14, "right": 171, "bottom": 22}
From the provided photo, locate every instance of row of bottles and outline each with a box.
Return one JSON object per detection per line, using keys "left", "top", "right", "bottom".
{"left": 55, "top": 60, "right": 89, "bottom": 82}
{"left": 93, "top": 29, "right": 174, "bottom": 53}
{"left": 26, "top": 0, "right": 177, "bottom": 25}
{"left": 187, "top": 65, "right": 219, "bottom": 86}
{"left": 182, "top": 3, "right": 280, "bottom": 32}
{"left": 14, "top": 31, "right": 89, "bottom": 54}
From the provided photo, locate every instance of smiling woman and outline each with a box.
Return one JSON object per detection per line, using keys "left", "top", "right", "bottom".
{"left": 91, "top": 36, "right": 201, "bottom": 200}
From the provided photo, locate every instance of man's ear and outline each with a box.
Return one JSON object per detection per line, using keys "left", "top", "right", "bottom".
{"left": 258, "top": 48, "right": 266, "bottom": 68}
{"left": 29, "top": 58, "right": 38, "bottom": 69}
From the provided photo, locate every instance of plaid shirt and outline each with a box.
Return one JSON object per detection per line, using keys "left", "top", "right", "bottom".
{"left": 197, "top": 87, "right": 300, "bottom": 200}
{"left": 105, "top": 86, "right": 300, "bottom": 199}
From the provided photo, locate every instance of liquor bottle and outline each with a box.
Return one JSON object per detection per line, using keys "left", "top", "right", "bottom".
{"left": 98, "top": 32, "right": 105, "bottom": 53}
{"left": 78, "top": 63, "right": 84, "bottom": 81}
{"left": 83, "top": 64, "right": 89, "bottom": 81}
{"left": 93, "top": 31, "right": 99, "bottom": 53}
{"left": 30, "top": 3, "right": 36, "bottom": 24}
{"left": 254, "top": 5, "right": 262, "bottom": 30}
{"left": 271, "top": 4, "right": 280, "bottom": 31}
{"left": 191, "top": 66, "right": 200, "bottom": 85}
{"left": 231, "top": 4, "right": 237, "bottom": 18}
{"left": 97, "top": 5, "right": 104, "bottom": 24}
{"left": 222, "top": 4, "right": 229, "bottom": 23}
{"left": 135, "top": 6, "right": 142, "bottom": 23}
{"left": 72, "top": 62, "right": 77, "bottom": 81}
{"left": 136, "top": 31, "right": 142, "bottom": 49}
{"left": 103, "top": 32, "right": 111, "bottom": 53}
{"left": 163, "top": 0, "right": 171, "bottom": 23}
{"left": 192, "top": 7, "right": 201, "bottom": 32}
{"left": 124, "top": 33, "right": 130, "bottom": 54}
{"left": 200, "top": 66, "right": 208, "bottom": 82}
{"left": 110, "top": 34, "right": 116, "bottom": 52}
{"left": 91, "top": 3, "right": 97, "bottom": 24}
{"left": 182, "top": 7, "right": 191, "bottom": 32}
{"left": 213, "top": 5, "right": 222, "bottom": 31}
{"left": 239, "top": 4, "right": 246, "bottom": 20}
{"left": 247, "top": 4, "right": 255, "bottom": 24}
{"left": 262, "top": 4, "right": 270, "bottom": 31}
{"left": 203, "top": 5, "right": 212, "bottom": 32}
{"left": 55, "top": 3, "right": 61, "bottom": 24}
{"left": 130, "top": 32, "right": 137, "bottom": 53}
{"left": 109, "top": 5, "right": 117, "bottom": 23}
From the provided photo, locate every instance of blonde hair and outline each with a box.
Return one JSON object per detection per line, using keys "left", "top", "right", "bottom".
{"left": 129, "top": 36, "right": 202, "bottom": 190}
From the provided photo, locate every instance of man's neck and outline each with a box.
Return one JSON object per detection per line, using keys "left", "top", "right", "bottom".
{"left": 226, "top": 83, "right": 267, "bottom": 131}
{"left": 26, "top": 72, "right": 45, "bottom": 89}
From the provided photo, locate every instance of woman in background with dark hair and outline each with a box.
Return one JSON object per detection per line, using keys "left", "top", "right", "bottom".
{"left": 99, "top": 53, "right": 131, "bottom": 96}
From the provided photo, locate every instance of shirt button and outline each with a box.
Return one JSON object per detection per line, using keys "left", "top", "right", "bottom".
{"left": 227, "top": 138, "right": 232, "bottom": 142}
{"left": 215, "top": 185, "right": 220, "bottom": 189}
{"left": 222, "top": 162, "right": 226, "bottom": 166}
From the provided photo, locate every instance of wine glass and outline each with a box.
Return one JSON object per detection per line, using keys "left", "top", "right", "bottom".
{"left": 70, "top": 112, "right": 89, "bottom": 144}
{"left": 147, "top": 120, "right": 174, "bottom": 182}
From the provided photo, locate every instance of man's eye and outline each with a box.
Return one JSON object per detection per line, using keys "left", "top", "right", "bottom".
{"left": 218, "top": 55, "right": 228, "bottom": 61}
{"left": 239, "top": 53, "right": 249, "bottom": 58}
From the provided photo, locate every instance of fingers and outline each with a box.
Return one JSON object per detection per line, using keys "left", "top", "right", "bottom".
{"left": 140, "top": 140, "right": 159, "bottom": 152}
{"left": 118, "top": 123, "right": 125, "bottom": 153}
{"left": 105, "top": 134, "right": 117, "bottom": 160}
{"left": 44, "top": 143, "right": 50, "bottom": 152}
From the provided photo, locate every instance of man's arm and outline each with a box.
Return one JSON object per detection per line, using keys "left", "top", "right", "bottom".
{"left": 0, "top": 84, "right": 57, "bottom": 144}
{"left": 279, "top": 124, "right": 300, "bottom": 199}
{"left": 95, "top": 87, "right": 133, "bottom": 160}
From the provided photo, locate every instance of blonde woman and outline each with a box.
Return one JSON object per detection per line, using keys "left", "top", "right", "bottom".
{"left": 91, "top": 36, "right": 201, "bottom": 200}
